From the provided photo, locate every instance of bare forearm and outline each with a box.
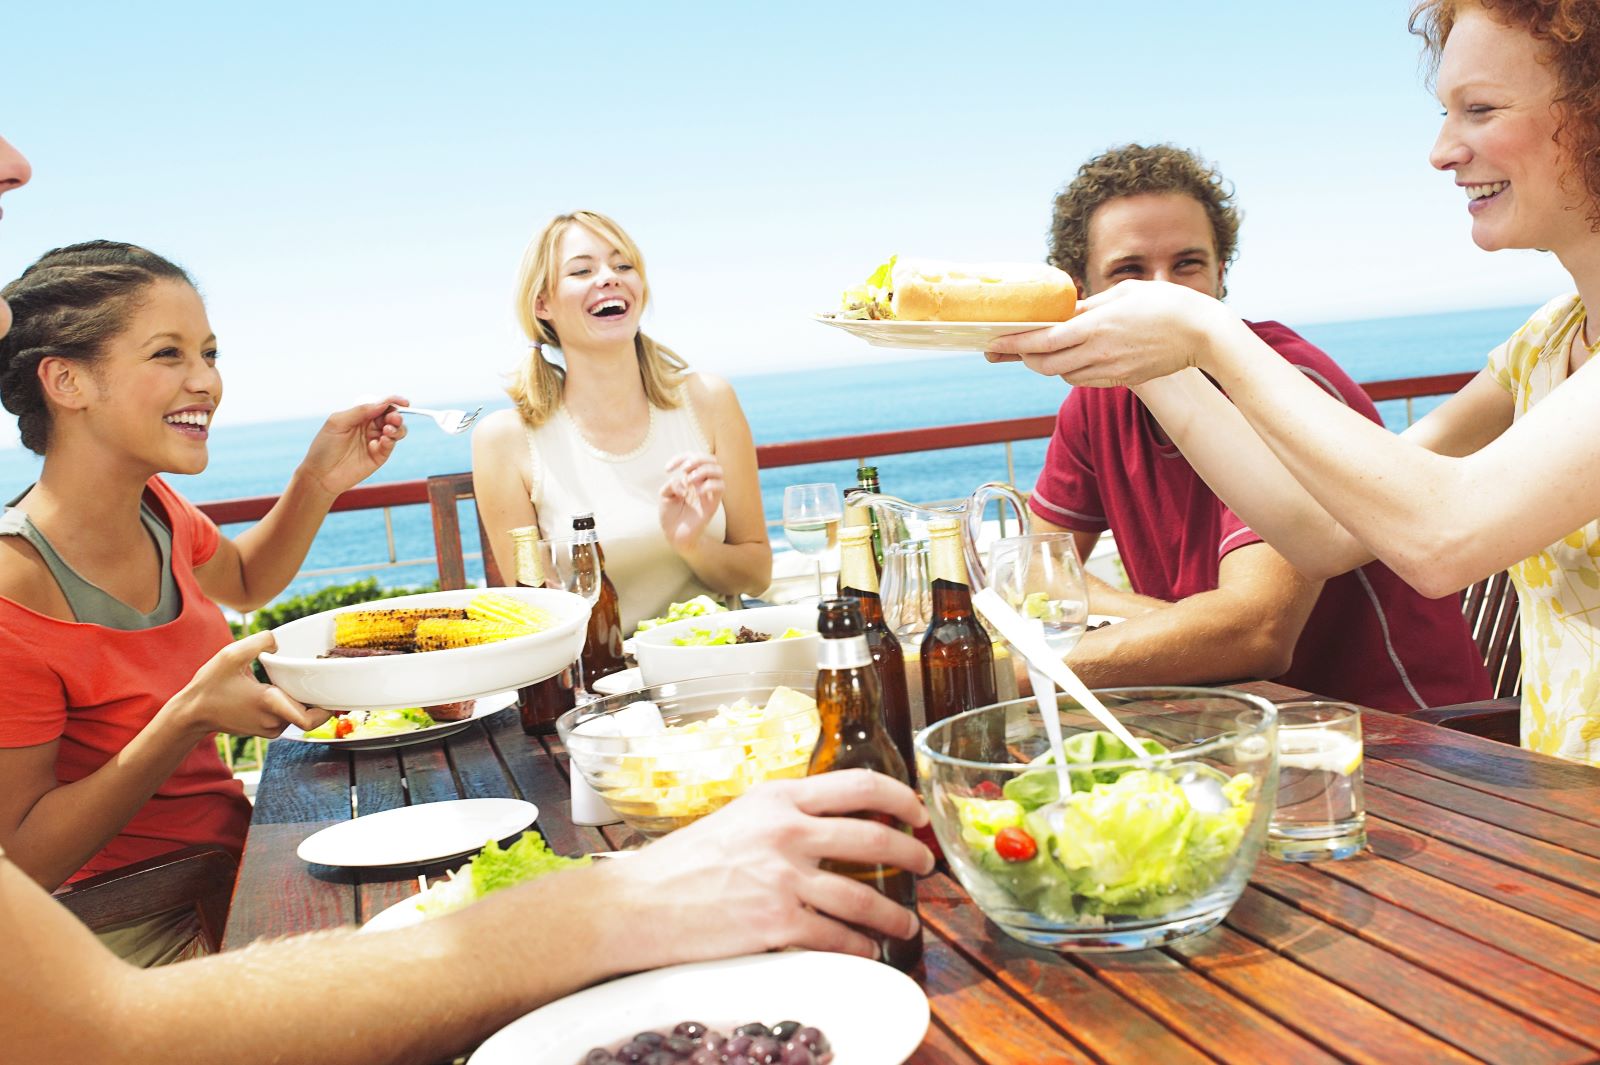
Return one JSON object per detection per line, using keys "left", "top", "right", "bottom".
{"left": 1085, "top": 573, "right": 1166, "bottom": 618}
{"left": 1134, "top": 368, "right": 1373, "bottom": 580}
{"left": 678, "top": 536, "right": 773, "bottom": 597}
{"left": 10, "top": 863, "right": 615, "bottom": 1065}
{"left": 5, "top": 716, "right": 202, "bottom": 889}
{"left": 224, "top": 468, "right": 339, "bottom": 609}
{"left": 1200, "top": 320, "right": 1498, "bottom": 595}
{"left": 1067, "top": 590, "right": 1303, "bottom": 688}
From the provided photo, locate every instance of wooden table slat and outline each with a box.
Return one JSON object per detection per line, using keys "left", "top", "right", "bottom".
{"left": 1360, "top": 713, "right": 1600, "bottom": 822}
{"left": 1223, "top": 885, "right": 1586, "bottom": 1065}
{"left": 919, "top": 934, "right": 1099, "bottom": 1064}
{"left": 919, "top": 873, "right": 1215, "bottom": 1065}
{"left": 1366, "top": 818, "right": 1600, "bottom": 940}
{"left": 1367, "top": 758, "right": 1600, "bottom": 859}
{"left": 1310, "top": 843, "right": 1600, "bottom": 986}
{"left": 1069, "top": 935, "right": 1344, "bottom": 1064}
{"left": 1366, "top": 785, "right": 1600, "bottom": 894}
{"left": 1253, "top": 861, "right": 1600, "bottom": 1055}
{"left": 1168, "top": 923, "right": 1482, "bottom": 1065}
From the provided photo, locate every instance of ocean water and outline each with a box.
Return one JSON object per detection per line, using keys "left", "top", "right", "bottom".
{"left": 0, "top": 303, "right": 1541, "bottom": 600}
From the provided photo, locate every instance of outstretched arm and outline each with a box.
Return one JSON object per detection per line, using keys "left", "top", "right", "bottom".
{"left": 991, "top": 282, "right": 1548, "bottom": 597}
{"left": 1131, "top": 363, "right": 1513, "bottom": 581}
{"left": 3, "top": 770, "right": 930, "bottom": 1065}
{"left": 197, "top": 399, "right": 407, "bottom": 610}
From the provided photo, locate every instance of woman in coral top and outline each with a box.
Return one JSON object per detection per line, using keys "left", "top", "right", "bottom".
{"left": 0, "top": 240, "right": 405, "bottom": 960}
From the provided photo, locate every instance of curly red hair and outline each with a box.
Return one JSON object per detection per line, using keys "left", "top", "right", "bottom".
{"left": 1411, "top": 0, "right": 1600, "bottom": 229}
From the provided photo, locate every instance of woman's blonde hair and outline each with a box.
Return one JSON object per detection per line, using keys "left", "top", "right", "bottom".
{"left": 508, "top": 210, "right": 687, "bottom": 427}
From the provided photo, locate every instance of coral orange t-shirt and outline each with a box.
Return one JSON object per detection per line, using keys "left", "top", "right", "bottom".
{"left": 0, "top": 477, "right": 249, "bottom": 882}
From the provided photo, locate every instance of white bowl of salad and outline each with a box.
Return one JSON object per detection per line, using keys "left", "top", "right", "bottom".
{"left": 632, "top": 603, "right": 819, "bottom": 687}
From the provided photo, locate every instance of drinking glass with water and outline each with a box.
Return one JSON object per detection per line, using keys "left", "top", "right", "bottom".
{"left": 1268, "top": 701, "right": 1367, "bottom": 862}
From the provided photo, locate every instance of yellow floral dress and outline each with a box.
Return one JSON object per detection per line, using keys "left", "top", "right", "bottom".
{"left": 1487, "top": 293, "right": 1600, "bottom": 764}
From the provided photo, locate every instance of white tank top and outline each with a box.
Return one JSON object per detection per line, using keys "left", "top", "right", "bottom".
{"left": 525, "top": 387, "right": 727, "bottom": 634}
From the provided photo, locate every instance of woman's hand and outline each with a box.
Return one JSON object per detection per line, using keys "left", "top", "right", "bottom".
{"left": 659, "top": 451, "right": 725, "bottom": 551}
{"left": 595, "top": 770, "right": 933, "bottom": 969}
{"left": 165, "top": 631, "right": 331, "bottom": 741}
{"left": 984, "top": 280, "right": 1235, "bottom": 387}
{"left": 299, "top": 397, "right": 409, "bottom": 499}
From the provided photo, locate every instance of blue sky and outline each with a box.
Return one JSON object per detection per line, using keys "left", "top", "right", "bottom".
{"left": 0, "top": 0, "right": 1572, "bottom": 445}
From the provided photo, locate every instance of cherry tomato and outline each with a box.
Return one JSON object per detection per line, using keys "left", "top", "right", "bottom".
{"left": 994, "top": 826, "right": 1037, "bottom": 862}
{"left": 334, "top": 717, "right": 355, "bottom": 739}
{"left": 972, "top": 780, "right": 1004, "bottom": 800}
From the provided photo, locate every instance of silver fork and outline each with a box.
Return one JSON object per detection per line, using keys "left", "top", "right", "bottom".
{"left": 391, "top": 405, "right": 482, "bottom": 435}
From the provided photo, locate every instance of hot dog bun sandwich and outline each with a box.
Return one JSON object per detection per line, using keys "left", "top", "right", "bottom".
{"left": 837, "top": 255, "right": 1078, "bottom": 323}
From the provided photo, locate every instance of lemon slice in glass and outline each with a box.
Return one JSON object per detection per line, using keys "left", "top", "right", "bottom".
{"left": 1278, "top": 728, "right": 1363, "bottom": 777}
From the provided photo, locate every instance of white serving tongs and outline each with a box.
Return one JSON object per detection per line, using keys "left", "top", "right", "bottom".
{"left": 974, "top": 588, "right": 1230, "bottom": 813}
{"left": 972, "top": 588, "right": 1148, "bottom": 756}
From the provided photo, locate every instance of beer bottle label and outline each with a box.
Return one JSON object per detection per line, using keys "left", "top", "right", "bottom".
{"left": 818, "top": 634, "right": 873, "bottom": 670}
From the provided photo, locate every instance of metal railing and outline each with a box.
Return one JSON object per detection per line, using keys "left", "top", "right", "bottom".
{"left": 197, "top": 372, "right": 1475, "bottom": 586}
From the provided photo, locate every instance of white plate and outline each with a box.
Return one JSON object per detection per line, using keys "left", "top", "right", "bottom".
{"left": 296, "top": 798, "right": 538, "bottom": 868}
{"left": 280, "top": 692, "right": 516, "bottom": 750}
{"left": 470, "top": 951, "right": 929, "bottom": 1065}
{"left": 589, "top": 667, "right": 644, "bottom": 697}
{"left": 260, "top": 587, "right": 591, "bottom": 712}
{"left": 813, "top": 313, "right": 1057, "bottom": 352}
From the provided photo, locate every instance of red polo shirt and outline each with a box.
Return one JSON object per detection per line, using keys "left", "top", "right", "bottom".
{"left": 1029, "top": 320, "right": 1490, "bottom": 712}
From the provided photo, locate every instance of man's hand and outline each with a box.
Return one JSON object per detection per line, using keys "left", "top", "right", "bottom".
{"left": 595, "top": 771, "right": 933, "bottom": 971}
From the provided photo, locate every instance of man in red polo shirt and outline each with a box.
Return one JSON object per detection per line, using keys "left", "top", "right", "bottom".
{"left": 1029, "top": 144, "right": 1488, "bottom": 711}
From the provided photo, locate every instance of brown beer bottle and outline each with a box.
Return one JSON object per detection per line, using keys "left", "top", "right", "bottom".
{"left": 920, "top": 518, "right": 1000, "bottom": 760}
{"left": 807, "top": 597, "right": 922, "bottom": 971}
{"left": 510, "top": 524, "right": 575, "bottom": 734}
{"left": 837, "top": 524, "right": 915, "bottom": 781}
{"left": 571, "top": 513, "right": 627, "bottom": 687}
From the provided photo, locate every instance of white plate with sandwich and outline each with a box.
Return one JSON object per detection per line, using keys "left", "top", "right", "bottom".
{"left": 815, "top": 255, "right": 1077, "bottom": 352}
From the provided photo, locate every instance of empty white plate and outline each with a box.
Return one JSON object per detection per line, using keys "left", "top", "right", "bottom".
{"left": 296, "top": 798, "right": 538, "bottom": 868}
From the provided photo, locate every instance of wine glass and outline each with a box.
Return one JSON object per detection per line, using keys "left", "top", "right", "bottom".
{"left": 986, "top": 533, "right": 1089, "bottom": 655}
{"left": 782, "top": 483, "right": 843, "bottom": 599}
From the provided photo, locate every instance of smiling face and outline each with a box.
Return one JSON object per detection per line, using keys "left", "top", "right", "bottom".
{"left": 70, "top": 279, "right": 223, "bottom": 475}
{"left": 534, "top": 222, "right": 646, "bottom": 352}
{"left": 1430, "top": 8, "right": 1580, "bottom": 253}
{"left": 1083, "top": 192, "right": 1225, "bottom": 299}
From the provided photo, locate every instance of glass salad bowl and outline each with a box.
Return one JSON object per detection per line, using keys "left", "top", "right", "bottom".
{"left": 916, "top": 687, "right": 1277, "bottom": 952}
{"left": 556, "top": 672, "right": 821, "bottom": 838}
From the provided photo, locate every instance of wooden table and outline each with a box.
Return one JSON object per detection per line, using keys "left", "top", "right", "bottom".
{"left": 224, "top": 683, "right": 1600, "bottom": 1064}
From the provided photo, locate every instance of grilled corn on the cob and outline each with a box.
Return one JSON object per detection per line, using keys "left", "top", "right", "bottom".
{"left": 333, "top": 608, "right": 467, "bottom": 650}
{"left": 466, "top": 592, "right": 556, "bottom": 633}
{"left": 414, "top": 618, "right": 535, "bottom": 651}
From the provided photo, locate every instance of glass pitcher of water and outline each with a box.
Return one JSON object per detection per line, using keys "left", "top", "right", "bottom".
{"left": 853, "top": 481, "right": 1031, "bottom": 590}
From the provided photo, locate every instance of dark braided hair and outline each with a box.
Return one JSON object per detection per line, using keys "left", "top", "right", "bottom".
{"left": 0, "top": 241, "right": 194, "bottom": 455}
